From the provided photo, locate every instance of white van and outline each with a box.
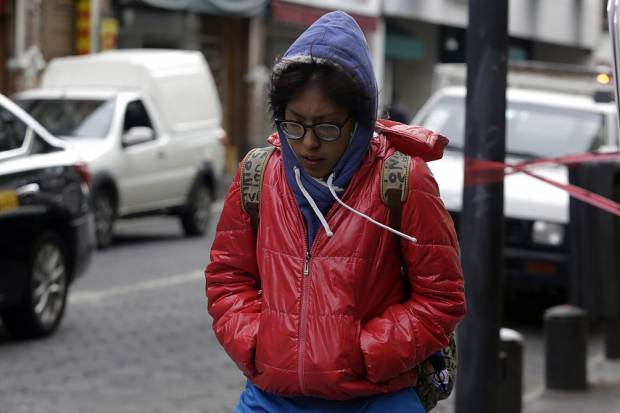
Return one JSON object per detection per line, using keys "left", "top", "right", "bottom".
{"left": 413, "top": 84, "right": 619, "bottom": 294}
{"left": 15, "top": 49, "right": 226, "bottom": 248}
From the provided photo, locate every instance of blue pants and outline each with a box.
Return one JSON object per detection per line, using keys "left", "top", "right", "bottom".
{"left": 234, "top": 380, "right": 425, "bottom": 413}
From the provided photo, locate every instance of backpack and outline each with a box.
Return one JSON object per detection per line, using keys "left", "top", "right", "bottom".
{"left": 240, "top": 146, "right": 456, "bottom": 411}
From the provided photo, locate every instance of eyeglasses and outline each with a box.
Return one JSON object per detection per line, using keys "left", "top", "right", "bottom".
{"left": 275, "top": 114, "right": 351, "bottom": 142}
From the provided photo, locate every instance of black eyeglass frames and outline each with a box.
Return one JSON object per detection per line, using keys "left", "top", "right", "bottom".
{"left": 276, "top": 114, "right": 351, "bottom": 142}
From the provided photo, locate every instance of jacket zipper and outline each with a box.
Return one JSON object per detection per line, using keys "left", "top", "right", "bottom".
{"left": 294, "top": 172, "right": 362, "bottom": 394}
{"left": 298, "top": 250, "right": 311, "bottom": 394}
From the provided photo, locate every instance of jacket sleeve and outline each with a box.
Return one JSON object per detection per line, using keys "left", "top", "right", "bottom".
{"left": 205, "top": 166, "right": 261, "bottom": 378}
{"left": 360, "top": 157, "right": 466, "bottom": 384}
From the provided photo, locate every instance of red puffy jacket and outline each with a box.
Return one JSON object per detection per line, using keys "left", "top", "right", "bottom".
{"left": 206, "top": 122, "right": 466, "bottom": 400}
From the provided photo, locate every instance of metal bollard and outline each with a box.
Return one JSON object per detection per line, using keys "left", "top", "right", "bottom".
{"left": 606, "top": 317, "right": 620, "bottom": 359}
{"left": 544, "top": 305, "right": 588, "bottom": 390}
{"left": 498, "top": 328, "right": 523, "bottom": 413}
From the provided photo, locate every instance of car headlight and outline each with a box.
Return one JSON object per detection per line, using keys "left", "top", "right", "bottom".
{"left": 532, "top": 220, "right": 565, "bottom": 246}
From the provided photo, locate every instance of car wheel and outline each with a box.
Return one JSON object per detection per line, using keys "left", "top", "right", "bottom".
{"left": 93, "top": 189, "right": 115, "bottom": 249}
{"left": 1, "top": 232, "right": 69, "bottom": 339}
{"left": 180, "top": 181, "right": 212, "bottom": 236}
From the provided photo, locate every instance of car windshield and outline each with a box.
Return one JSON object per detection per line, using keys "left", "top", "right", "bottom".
{"left": 17, "top": 98, "right": 115, "bottom": 138}
{"left": 417, "top": 95, "right": 606, "bottom": 158}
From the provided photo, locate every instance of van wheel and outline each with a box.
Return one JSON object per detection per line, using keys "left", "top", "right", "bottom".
{"left": 93, "top": 189, "right": 115, "bottom": 249}
{"left": 1, "top": 233, "right": 68, "bottom": 339}
{"left": 180, "top": 182, "right": 212, "bottom": 236}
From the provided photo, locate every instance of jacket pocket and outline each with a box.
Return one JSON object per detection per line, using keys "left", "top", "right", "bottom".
{"left": 254, "top": 308, "right": 298, "bottom": 375}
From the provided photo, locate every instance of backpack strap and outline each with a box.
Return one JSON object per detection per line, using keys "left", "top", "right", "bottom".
{"left": 381, "top": 150, "right": 410, "bottom": 207}
{"left": 381, "top": 152, "right": 457, "bottom": 410}
{"left": 381, "top": 150, "right": 411, "bottom": 299}
{"left": 240, "top": 146, "right": 275, "bottom": 232}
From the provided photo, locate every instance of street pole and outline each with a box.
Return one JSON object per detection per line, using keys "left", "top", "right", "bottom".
{"left": 455, "top": 0, "right": 508, "bottom": 412}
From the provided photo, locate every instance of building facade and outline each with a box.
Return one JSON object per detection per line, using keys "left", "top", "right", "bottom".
{"left": 0, "top": 0, "right": 612, "bottom": 164}
{"left": 383, "top": 0, "right": 608, "bottom": 116}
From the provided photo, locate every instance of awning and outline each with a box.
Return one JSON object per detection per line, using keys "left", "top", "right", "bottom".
{"left": 138, "top": 0, "right": 268, "bottom": 16}
{"left": 271, "top": 0, "right": 378, "bottom": 32}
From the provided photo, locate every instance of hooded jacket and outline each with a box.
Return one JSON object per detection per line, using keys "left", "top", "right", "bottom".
{"left": 205, "top": 11, "right": 465, "bottom": 401}
{"left": 206, "top": 129, "right": 465, "bottom": 399}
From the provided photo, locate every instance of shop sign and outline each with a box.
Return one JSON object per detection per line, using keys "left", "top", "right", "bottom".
{"left": 100, "top": 18, "right": 118, "bottom": 51}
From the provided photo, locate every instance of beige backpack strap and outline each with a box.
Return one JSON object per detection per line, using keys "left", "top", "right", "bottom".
{"left": 240, "top": 146, "right": 275, "bottom": 232}
{"left": 381, "top": 150, "right": 410, "bottom": 207}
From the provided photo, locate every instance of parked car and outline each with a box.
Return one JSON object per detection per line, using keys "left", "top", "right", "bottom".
{"left": 413, "top": 85, "right": 619, "bottom": 294}
{"left": 0, "top": 93, "right": 93, "bottom": 338}
{"left": 15, "top": 49, "right": 226, "bottom": 248}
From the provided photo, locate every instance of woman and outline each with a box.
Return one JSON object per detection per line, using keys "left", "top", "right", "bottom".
{"left": 206, "top": 10, "right": 465, "bottom": 413}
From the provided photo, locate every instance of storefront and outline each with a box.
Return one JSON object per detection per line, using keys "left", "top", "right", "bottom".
{"left": 382, "top": 16, "right": 437, "bottom": 120}
{"left": 114, "top": 0, "right": 268, "bottom": 167}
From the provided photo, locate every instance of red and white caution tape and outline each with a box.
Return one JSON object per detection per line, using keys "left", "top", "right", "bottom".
{"left": 464, "top": 151, "right": 620, "bottom": 217}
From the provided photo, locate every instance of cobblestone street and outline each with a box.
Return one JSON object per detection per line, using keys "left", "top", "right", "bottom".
{"left": 0, "top": 273, "right": 244, "bottom": 413}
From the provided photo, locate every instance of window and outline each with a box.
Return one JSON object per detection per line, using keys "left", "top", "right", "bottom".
{"left": 0, "top": 106, "right": 28, "bottom": 152}
{"left": 17, "top": 98, "right": 115, "bottom": 138}
{"left": 419, "top": 96, "right": 606, "bottom": 158}
{"left": 123, "top": 100, "right": 153, "bottom": 132}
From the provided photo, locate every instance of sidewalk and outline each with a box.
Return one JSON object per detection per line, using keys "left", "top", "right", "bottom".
{"left": 524, "top": 357, "right": 620, "bottom": 413}
{"left": 434, "top": 356, "right": 620, "bottom": 413}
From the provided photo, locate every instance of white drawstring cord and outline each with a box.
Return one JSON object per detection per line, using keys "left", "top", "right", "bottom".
{"left": 294, "top": 167, "right": 334, "bottom": 237}
{"left": 326, "top": 174, "right": 418, "bottom": 243}
{"left": 311, "top": 175, "right": 345, "bottom": 192}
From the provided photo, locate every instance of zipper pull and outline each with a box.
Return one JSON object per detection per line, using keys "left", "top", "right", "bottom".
{"left": 304, "top": 252, "right": 311, "bottom": 276}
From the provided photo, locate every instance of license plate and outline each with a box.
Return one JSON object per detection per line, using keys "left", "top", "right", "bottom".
{"left": 0, "top": 190, "right": 18, "bottom": 213}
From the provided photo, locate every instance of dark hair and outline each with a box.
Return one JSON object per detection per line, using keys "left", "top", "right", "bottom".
{"left": 268, "top": 61, "right": 372, "bottom": 127}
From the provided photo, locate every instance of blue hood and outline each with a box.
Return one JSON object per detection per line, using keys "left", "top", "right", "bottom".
{"left": 273, "top": 11, "right": 378, "bottom": 248}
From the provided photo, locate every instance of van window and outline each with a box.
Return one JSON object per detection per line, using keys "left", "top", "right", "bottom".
{"left": 419, "top": 96, "right": 606, "bottom": 158}
{"left": 123, "top": 100, "right": 153, "bottom": 132}
{"left": 17, "top": 98, "right": 115, "bottom": 138}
